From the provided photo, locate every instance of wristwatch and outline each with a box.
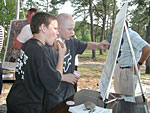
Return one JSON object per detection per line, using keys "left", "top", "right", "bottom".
{"left": 138, "top": 62, "right": 143, "bottom": 65}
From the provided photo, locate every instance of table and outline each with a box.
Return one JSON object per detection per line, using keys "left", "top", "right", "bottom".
{"left": 3, "top": 69, "right": 15, "bottom": 83}
{"left": 46, "top": 89, "right": 149, "bottom": 113}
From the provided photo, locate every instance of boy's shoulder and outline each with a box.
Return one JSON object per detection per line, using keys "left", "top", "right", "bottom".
{"left": 22, "top": 38, "right": 46, "bottom": 55}
{"left": 24, "top": 38, "right": 43, "bottom": 47}
{"left": 65, "top": 37, "right": 77, "bottom": 45}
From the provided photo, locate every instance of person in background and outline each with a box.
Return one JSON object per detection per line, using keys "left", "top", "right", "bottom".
{"left": 14, "top": 8, "right": 39, "bottom": 50}
{"left": 74, "top": 35, "right": 79, "bottom": 92}
{"left": 0, "top": 67, "right": 2, "bottom": 94}
{"left": 0, "top": 25, "right": 4, "bottom": 94}
{"left": 7, "top": 12, "right": 66, "bottom": 113}
{"left": 114, "top": 21, "right": 150, "bottom": 96}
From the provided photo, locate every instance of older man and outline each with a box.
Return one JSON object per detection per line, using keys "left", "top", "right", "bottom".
{"left": 114, "top": 22, "right": 150, "bottom": 96}
{"left": 14, "top": 8, "right": 39, "bottom": 50}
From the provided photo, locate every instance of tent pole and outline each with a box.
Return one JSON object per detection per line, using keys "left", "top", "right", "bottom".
{"left": 16, "top": 0, "right": 20, "bottom": 19}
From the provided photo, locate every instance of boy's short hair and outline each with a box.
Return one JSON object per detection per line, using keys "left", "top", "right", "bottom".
{"left": 30, "top": 12, "right": 57, "bottom": 34}
{"left": 28, "top": 8, "right": 39, "bottom": 14}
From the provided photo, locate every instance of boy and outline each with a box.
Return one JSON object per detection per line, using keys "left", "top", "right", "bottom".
{"left": 56, "top": 14, "right": 109, "bottom": 97}
{"left": 46, "top": 13, "right": 110, "bottom": 110}
{"left": 7, "top": 12, "right": 66, "bottom": 113}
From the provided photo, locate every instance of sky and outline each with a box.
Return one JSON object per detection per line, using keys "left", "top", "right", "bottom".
{"left": 20, "top": 0, "right": 136, "bottom": 22}
{"left": 58, "top": 0, "right": 122, "bottom": 22}
{"left": 59, "top": 0, "right": 136, "bottom": 12}
{"left": 58, "top": 0, "right": 136, "bottom": 22}
{"left": 58, "top": 1, "right": 74, "bottom": 15}
{"left": 59, "top": 0, "right": 122, "bottom": 14}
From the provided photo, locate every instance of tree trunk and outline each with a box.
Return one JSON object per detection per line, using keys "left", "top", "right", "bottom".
{"left": 106, "top": 4, "right": 109, "bottom": 41}
{"left": 99, "top": 0, "right": 107, "bottom": 55}
{"left": 89, "top": 0, "right": 95, "bottom": 59}
{"left": 138, "top": 23, "right": 140, "bottom": 34}
{"left": 81, "top": 28, "right": 85, "bottom": 40}
{"left": 145, "top": 24, "right": 150, "bottom": 73}
{"left": 95, "top": 24, "right": 99, "bottom": 42}
{"left": 146, "top": 57, "right": 150, "bottom": 74}
{"left": 47, "top": 0, "right": 49, "bottom": 12}
{"left": 145, "top": 3, "right": 150, "bottom": 74}
{"left": 30, "top": 0, "right": 32, "bottom": 8}
{"left": 81, "top": 9, "right": 86, "bottom": 41}
{"left": 111, "top": 0, "right": 116, "bottom": 35}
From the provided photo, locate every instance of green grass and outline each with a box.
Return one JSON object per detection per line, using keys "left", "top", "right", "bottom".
{"left": 78, "top": 49, "right": 150, "bottom": 85}
{"left": 78, "top": 67, "right": 101, "bottom": 77}
{"left": 79, "top": 49, "right": 108, "bottom": 61}
{"left": 141, "top": 74, "right": 150, "bottom": 79}
{"left": 78, "top": 49, "right": 106, "bottom": 78}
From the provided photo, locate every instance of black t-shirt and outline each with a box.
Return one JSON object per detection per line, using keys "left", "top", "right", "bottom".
{"left": 63, "top": 37, "right": 87, "bottom": 74}
{"left": 46, "top": 38, "right": 87, "bottom": 110}
{"left": 7, "top": 38, "right": 61, "bottom": 113}
{"left": 61, "top": 37, "right": 87, "bottom": 97}
{"left": 47, "top": 37, "right": 87, "bottom": 74}
{"left": 45, "top": 44, "right": 58, "bottom": 68}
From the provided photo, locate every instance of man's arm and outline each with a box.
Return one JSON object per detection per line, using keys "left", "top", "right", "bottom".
{"left": 14, "top": 38, "right": 23, "bottom": 50}
{"left": 137, "top": 44, "right": 150, "bottom": 69}
{"left": 87, "top": 40, "right": 110, "bottom": 50}
{"left": 14, "top": 24, "right": 32, "bottom": 50}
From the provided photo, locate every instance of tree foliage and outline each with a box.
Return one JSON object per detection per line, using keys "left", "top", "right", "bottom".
{"left": 0, "top": 0, "right": 19, "bottom": 59}
{"left": 128, "top": 0, "right": 149, "bottom": 38}
{"left": 70, "top": 0, "right": 118, "bottom": 57}
{"left": 1, "top": 0, "right": 149, "bottom": 62}
{"left": 22, "top": 0, "right": 67, "bottom": 15}
{"left": 74, "top": 21, "right": 90, "bottom": 42}
{"left": 0, "top": 0, "right": 16, "bottom": 28}
{"left": 127, "top": 0, "right": 150, "bottom": 73}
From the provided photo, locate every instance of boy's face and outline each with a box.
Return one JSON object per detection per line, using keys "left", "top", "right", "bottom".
{"left": 27, "top": 11, "right": 34, "bottom": 24}
{"left": 58, "top": 19, "right": 75, "bottom": 40}
{"left": 45, "top": 20, "right": 59, "bottom": 45}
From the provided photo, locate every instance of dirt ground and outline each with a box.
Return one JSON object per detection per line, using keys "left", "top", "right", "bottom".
{"left": 0, "top": 57, "right": 150, "bottom": 112}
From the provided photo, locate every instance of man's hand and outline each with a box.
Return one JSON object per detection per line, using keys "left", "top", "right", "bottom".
{"left": 14, "top": 38, "right": 23, "bottom": 50}
{"left": 137, "top": 63, "right": 140, "bottom": 70}
{"left": 133, "top": 63, "right": 140, "bottom": 75}
{"left": 98, "top": 40, "right": 110, "bottom": 50}
{"left": 62, "top": 73, "right": 79, "bottom": 85}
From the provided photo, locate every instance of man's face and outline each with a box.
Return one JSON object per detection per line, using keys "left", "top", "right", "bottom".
{"left": 27, "top": 11, "right": 34, "bottom": 24}
{"left": 58, "top": 20, "right": 75, "bottom": 40}
{"left": 45, "top": 20, "right": 59, "bottom": 45}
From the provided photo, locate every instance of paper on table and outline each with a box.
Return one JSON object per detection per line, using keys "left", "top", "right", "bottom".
{"left": 68, "top": 104, "right": 112, "bottom": 113}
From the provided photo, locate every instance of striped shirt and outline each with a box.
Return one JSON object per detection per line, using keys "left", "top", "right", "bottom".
{"left": 118, "top": 28, "right": 148, "bottom": 67}
{"left": 0, "top": 26, "right": 4, "bottom": 52}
